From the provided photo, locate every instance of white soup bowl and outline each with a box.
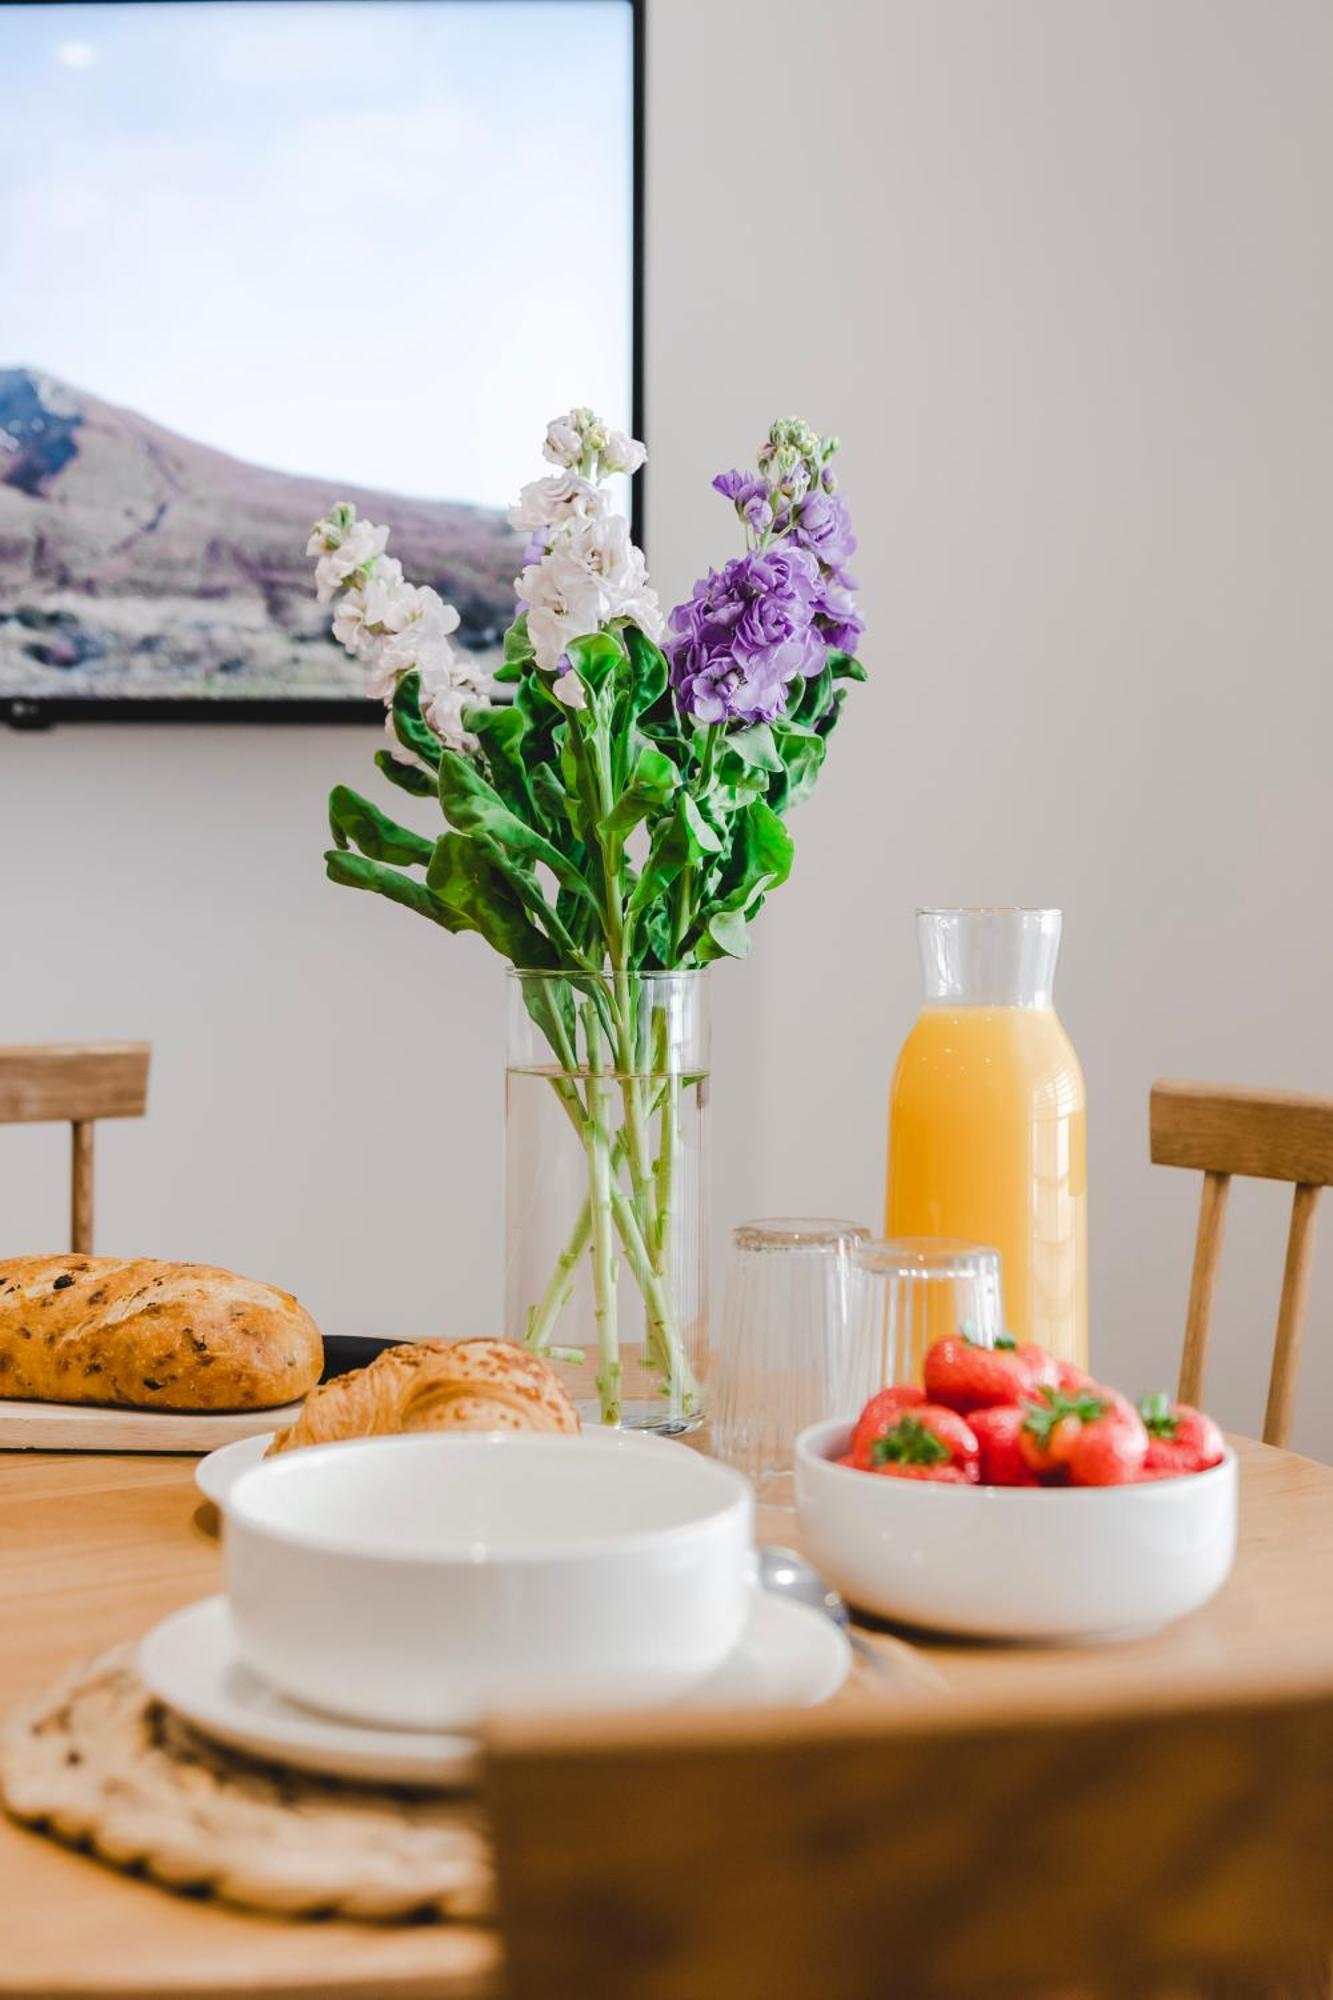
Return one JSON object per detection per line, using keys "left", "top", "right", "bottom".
{"left": 796, "top": 1417, "right": 1237, "bottom": 1641}
{"left": 223, "top": 1430, "right": 754, "bottom": 1728}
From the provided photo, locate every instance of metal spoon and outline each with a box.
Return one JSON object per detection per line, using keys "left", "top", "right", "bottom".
{"left": 758, "top": 1543, "right": 895, "bottom": 1683}
{"left": 758, "top": 1544, "right": 851, "bottom": 1627}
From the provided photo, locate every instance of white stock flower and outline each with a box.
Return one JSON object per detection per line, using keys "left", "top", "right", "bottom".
{"left": 552, "top": 669, "right": 587, "bottom": 710}
{"left": 616, "top": 586, "right": 665, "bottom": 642}
{"left": 421, "top": 682, "right": 471, "bottom": 751}
{"left": 601, "top": 429, "right": 647, "bottom": 475}
{"left": 313, "top": 517, "right": 389, "bottom": 604}
{"left": 520, "top": 517, "right": 663, "bottom": 670}
{"left": 542, "top": 416, "right": 583, "bottom": 469}
{"left": 508, "top": 472, "right": 607, "bottom": 533}
{"left": 524, "top": 606, "right": 578, "bottom": 675}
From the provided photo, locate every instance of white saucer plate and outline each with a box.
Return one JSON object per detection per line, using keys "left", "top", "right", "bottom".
{"left": 138, "top": 1588, "right": 851, "bottom": 1787}
{"left": 195, "top": 1432, "right": 273, "bottom": 1506}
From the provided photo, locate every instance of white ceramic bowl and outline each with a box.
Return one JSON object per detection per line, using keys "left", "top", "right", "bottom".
{"left": 796, "top": 1417, "right": 1238, "bottom": 1641}
{"left": 223, "top": 1431, "right": 754, "bottom": 1729}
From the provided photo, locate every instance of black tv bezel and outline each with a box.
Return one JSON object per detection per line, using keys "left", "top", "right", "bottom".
{"left": 1, "top": 0, "right": 646, "bottom": 730}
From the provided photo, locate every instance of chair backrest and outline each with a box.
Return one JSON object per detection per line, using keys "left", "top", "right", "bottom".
{"left": 0, "top": 1043, "right": 150, "bottom": 1255}
{"left": 1151, "top": 1079, "right": 1333, "bottom": 1446}
{"left": 484, "top": 1672, "right": 1333, "bottom": 2000}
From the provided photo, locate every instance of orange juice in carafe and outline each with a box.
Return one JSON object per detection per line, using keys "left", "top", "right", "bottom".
{"left": 886, "top": 909, "right": 1088, "bottom": 1368}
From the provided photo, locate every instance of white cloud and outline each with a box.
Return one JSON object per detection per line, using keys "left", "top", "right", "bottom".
{"left": 55, "top": 41, "right": 100, "bottom": 70}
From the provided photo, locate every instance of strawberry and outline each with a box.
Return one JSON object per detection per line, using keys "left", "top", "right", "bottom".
{"left": 1138, "top": 1394, "right": 1225, "bottom": 1477}
{"left": 1053, "top": 1358, "right": 1098, "bottom": 1394}
{"left": 969, "top": 1404, "right": 1040, "bottom": 1486}
{"left": 1019, "top": 1385, "right": 1148, "bottom": 1486}
{"left": 867, "top": 1404, "right": 980, "bottom": 1481}
{"left": 923, "top": 1331, "right": 1058, "bottom": 1414}
{"left": 849, "top": 1384, "right": 927, "bottom": 1470}
{"left": 874, "top": 1462, "right": 977, "bottom": 1484}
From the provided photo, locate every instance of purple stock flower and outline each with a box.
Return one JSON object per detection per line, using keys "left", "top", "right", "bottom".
{"left": 787, "top": 489, "right": 857, "bottom": 572}
{"left": 666, "top": 545, "right": 826, "bottom": 725}
{"left": 712, "top": 468, "right": 774, "bottom": 536}
{"left": 813, "top": 574, "right": 864, "bottom": 653}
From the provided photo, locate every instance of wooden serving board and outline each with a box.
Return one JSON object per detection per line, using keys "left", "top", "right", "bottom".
{"left": 0, "top": 1397, "right": 304, "bottom": 1454}
{"left": 0, "top": 1334, "right": 406, "bottom": 1456}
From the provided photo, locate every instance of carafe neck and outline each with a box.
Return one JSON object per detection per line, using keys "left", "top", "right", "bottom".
{"left": 917, "top": 908, "right": 1062, "bottom": 1009}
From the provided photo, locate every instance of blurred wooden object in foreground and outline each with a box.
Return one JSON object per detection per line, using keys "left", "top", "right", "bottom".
{"left": 488, "top": 1667, "right": 1333, "bottom": 2000}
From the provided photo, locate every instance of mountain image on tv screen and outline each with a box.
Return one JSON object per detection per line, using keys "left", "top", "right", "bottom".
{"left": 0, "top": 0, "right": 634, "bottom": 706}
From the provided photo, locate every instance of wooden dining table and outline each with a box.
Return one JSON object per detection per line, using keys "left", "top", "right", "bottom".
{"left": 0, "top": 1431, "right": 1330, "bottom": 2000}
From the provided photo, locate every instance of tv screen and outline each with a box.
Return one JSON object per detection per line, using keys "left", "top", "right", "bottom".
{"left": 0, "top": 0, "right": 638, "bottom": 723}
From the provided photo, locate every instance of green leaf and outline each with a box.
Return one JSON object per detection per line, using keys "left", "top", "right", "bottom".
{"left": 768, "top": 727, "right": 827, "bottom": 812}
{"left": 467, "top": 703, "right": 537, "bottom": 822}
{"left": 425, "top": 834, "right": 559, "bottom": 967}
{"left": 625, "top": 791, "right": 719, "bottom": 933}
{"left": 390, "top": 671, "right": 442, "bottom": 771}
{"left": 620, "top": 622, "right": 669, "bottom": 713}
{"left": 704, "top": 908, "right": 752, "bottom": 959}
{"left": 565, "top": 628, "right": 628, "bottom": 694}
{"left": 374, "top": 749, "right": 437, "bottom": 798}
{"left": 725, "top": 723, "right": 784, "bottom": 774}
{"left": 599, "top": 744, "right": 679, "bottom": 842}
{"left": 691, "top": 800, "right": 794, "bottom": 963}
{"left": 324, "top": 849, "right": 461, "bottom": 929}
{"left": 789, "top": 663, "right": 834, "bottom": 728}
{"left": 827, "top": 649, "right": 868, "bottom": 683}
{"left": 436, "top": 750, "right": 595, "bottom": 908}
{"left": 328, "top": 785, "right": 433, "bottom": 867}
{"left": 502, "top": 612, "right": 535, "bottom": 671}
{"left": 680, "top": 791, "right": 723, "bottom": 856}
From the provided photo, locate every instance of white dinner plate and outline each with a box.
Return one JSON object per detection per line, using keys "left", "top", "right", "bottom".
{"left": 195, "top": 1432, "right": 274, "bottom": 1506}
{"left": 138, "top": 1588, "right": 850, "bottom": 1787}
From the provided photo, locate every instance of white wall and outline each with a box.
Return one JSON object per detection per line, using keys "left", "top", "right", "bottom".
{"left": 2, "top": 0, "right": 1330, "bottom": 1455}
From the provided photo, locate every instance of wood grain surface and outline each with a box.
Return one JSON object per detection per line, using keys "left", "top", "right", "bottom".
{"left": 0, "top": 1045, "right": 150, "bottom": 1126}
{"left": 0, "top": 1399, "right": 302, "bottom": 1455}
{"left": 0, "top": 1438, "right": 1330, "bottom": 1997}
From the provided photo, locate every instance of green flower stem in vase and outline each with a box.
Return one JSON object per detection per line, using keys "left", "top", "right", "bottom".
{"left": 506, "top": 968, "right": 707, "bottom": 1431}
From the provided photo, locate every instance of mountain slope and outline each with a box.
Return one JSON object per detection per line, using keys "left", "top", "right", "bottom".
{"left": 0, "top": 368, "right": 521, "bottom": 699}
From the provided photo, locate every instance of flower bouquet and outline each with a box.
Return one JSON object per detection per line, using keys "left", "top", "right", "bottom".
{"left": 310, "top": 410, "right": 864, "bottom": 1427}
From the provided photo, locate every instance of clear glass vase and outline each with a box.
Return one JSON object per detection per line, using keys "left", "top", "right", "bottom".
{"left": 505, "top": 969, "right": 709, "bottom": 1432}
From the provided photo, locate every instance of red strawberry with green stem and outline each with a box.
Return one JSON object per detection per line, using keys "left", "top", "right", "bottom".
{"left": 969, "top": 1404, "right": 1040, "bottom": 1486}
{"left": 1019, "top": 1386, "right": 1148, "bottom": 1486}
{"left": 1138, "top": 1393, "right": 1225, "bottom": 1476}
{"left": 923, "top": 1331, "right": 1058, "bottom": 1414}
{"left": 849, "top": 1384, "right": 927, "bottom": 1470}
{"left": 867, "top": 1405, "right": 979, "bottom": 1482}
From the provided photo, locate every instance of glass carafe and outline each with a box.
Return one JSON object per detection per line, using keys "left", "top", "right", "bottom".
{"left": 886, "top": 908, "right": 1088, "bottom": 1368}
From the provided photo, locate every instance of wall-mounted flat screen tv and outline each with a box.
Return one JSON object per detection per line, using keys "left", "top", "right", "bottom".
{"left": 0, "top": 0, "right": 639, "bottom": 723}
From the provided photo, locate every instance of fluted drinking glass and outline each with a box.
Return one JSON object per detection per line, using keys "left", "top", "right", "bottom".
{"left": 852, "top": 1238, "right": 1005, "bottom": 1387}
{"left": 712, "top": 1217, "right": 871, "bottom": 1507}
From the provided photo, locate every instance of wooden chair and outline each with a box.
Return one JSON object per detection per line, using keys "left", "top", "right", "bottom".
{"left": 1151, "top": 1080, "right": 1333, "bottom": 1448}
{"left": 0, "top": 1043, "right": 150, "bottom": 1255}
{"left": 485, "top": 1671, "right": 1333, "bottom": 2000}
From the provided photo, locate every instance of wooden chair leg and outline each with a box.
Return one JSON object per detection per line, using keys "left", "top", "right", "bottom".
{"left": 1264, "top": 1182, "right": 1321, "bottom": 1449}
{"left": 1179, "top": 1170, "right": 1230, "bottom": 1407}
{"left": 70, "top": 1121, "right": 94, "bottom": 1256}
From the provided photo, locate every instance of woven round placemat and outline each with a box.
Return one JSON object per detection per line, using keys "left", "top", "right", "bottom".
{"left": 0, "top": 1645, "right": 493, "bottom": 1921}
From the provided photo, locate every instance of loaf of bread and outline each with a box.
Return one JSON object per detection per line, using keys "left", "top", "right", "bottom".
{"left": 266, "top": 1337, "right": 579, "bottom": 1454}
{"left": 0, "top": 1257, "right": 323, "bottom": 1413}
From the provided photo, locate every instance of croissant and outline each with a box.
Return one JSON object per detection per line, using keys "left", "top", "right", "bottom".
{"left": 266, "top": 1337, "right": 579, "bottom": 1455}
